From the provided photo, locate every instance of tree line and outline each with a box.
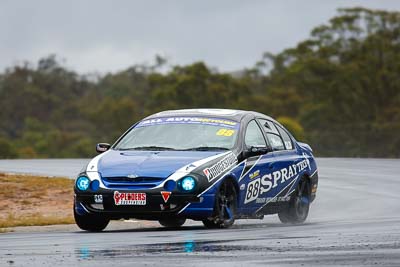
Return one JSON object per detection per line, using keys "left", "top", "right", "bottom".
{"left": 0, "top": 7, "right": 399, "bottom": 158}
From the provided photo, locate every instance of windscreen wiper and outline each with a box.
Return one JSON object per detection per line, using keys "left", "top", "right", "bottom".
{"left": 183, "top": 146, "right": 229, "bottom": 151}
{"left": 119, "top": 146, "right": 176, "bottom": 151}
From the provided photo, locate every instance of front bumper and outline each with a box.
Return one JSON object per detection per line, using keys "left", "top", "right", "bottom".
{"left": 75, "top": 189, "right": 202, "bottom": 220}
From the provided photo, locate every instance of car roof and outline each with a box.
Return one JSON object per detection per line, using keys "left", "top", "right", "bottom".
{"left": 144, "top": 108, "right": 274, "bottom": 122}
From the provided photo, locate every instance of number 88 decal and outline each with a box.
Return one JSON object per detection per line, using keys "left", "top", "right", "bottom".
{"left": 244, "top": 178, "right": 260, "bottom": 204}
{"left": 216, "top": 129, "right": 235, "bottom": 136}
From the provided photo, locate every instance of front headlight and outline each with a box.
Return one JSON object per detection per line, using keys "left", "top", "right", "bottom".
{"left": 178, "top": 176, "right": 196, "bottom": 192}
{"left": 76, "top": 176, "right": 90, "bottom": 191}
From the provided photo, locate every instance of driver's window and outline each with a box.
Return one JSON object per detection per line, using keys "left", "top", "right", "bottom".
{"left": 266, "top": 133, "right": 285, "bottom": 151}
{"left": 245, "top": 120, "right": 266, "bottom": 148}
{"left": 258, "top": 118, "right": 285, "bottom": 151}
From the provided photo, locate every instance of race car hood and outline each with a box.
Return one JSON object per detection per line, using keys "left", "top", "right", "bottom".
{"left": 97, "top": 150, "right": 223, "bottom": 179}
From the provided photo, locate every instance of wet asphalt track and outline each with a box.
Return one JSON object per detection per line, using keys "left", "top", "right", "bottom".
{"left": 1, "top": 158, "right": 400, "bottom": 266}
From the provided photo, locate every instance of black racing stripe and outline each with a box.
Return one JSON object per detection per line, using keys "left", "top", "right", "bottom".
{"left": 241, "top": 156, "right": 261, "bottom": 177}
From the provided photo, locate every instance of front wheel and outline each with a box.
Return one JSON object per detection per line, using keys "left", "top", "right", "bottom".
{"left": 203, "top": 179, "right": 237, "bottom": 229}
{"left": 159, "top": 218, "right": 186, "bottom": 228}
{"left": 278, "top": 177, "right": 310, "bottom": 224}
{"left": 74, "top": 205, "right": 109, "bottom": 232}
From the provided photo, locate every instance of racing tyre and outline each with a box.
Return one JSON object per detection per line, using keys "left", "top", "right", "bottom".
{"left": 74, "top": 205, "right": 109, "bottom": 232}
{"left": 278, "top": 177, "right": 310, "bottom": 224}
{"left": 159, "top": 218, "right": 186, "bottom": 228}
{"left": 203, "top": 179, "right": 237, "bottom": 229}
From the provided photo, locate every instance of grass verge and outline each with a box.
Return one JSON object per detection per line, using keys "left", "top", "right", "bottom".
{"left": 0, "top": 172, "right": 74, "bottom": 232}
{"left": 0, "top": 213, "right": 75, "bottom": 228}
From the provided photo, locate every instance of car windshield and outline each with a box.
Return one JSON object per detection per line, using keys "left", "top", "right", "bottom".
{"left": 114, "top": 117, "right": 240, "bottom": 151}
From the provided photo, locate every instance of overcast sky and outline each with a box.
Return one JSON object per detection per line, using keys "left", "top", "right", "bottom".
{"left": 1, "top": 0, "right": 400, "bottom": 74}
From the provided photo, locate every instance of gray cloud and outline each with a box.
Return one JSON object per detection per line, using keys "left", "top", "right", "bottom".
{"left": 1, "top": 0, "right": 400, "bottom": 74}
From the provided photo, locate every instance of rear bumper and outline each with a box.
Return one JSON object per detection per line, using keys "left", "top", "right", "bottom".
{"left": 310, "top": 170, "right": 318, "bottom": 202}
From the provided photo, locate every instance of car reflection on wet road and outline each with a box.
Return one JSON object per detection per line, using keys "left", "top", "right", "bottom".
{"left": 76, "top": 240, "right": 257, "bottom": 258}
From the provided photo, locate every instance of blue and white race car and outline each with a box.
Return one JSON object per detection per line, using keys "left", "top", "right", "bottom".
{"left": 74, "top": 109, "right": 318, "bottom": 231}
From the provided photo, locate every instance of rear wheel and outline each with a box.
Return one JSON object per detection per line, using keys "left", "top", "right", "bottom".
{"left": 74, "top": 205, "right": 109, "bottom": 232}
{"left": 278, "top": 177, "right": 310, "bottom": 224}
{"left": 203, "top": 179, "right": 237, "bottom": 229}
{"left": 159, "top": 218, "right": 186, "bottom": 228}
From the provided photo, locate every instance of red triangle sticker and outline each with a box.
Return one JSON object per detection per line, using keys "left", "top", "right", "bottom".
{"left": 161, "top": 191, "right": 171, "bottom": 203}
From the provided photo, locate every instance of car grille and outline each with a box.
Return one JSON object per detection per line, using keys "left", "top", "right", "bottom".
{"left": 101, "top": 176, "right": 164, "bottom": 189}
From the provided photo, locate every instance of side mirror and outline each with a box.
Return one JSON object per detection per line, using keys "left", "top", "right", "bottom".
{"left": 96, "top": 143, "right": 111, "bottom": 153}
{"left": 244, "top": 146, "right": 269, "bottom": 158}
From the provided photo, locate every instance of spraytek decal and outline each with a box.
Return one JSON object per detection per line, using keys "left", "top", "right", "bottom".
{"left": 244, "top": 159, "right": 310, "bottom": 204}
{"left": 203, "top": 152, "right": 238, "bottom": 181}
